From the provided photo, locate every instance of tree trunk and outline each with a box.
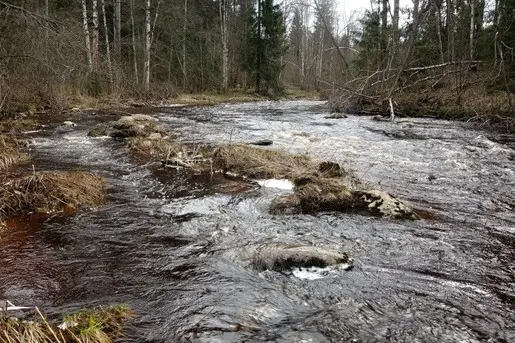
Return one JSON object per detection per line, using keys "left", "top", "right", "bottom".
{"left": 144, "top": 0, "right": 151, "bottom": 90}
{"left": 81, "top": 0, "right": 92, "bottom": 72}
{"left": 388, "top": 0, "right": 422, "bottom": 97}
{"left": 256, "top": 0, "right": 261, "bottom": 93}
{"left": 220, "top": 0, "right": 229, "bottom": 92}
{"left": 130, "top": 0, "right": 138, "bottom": 84}
{"left": 381, "top": 0, "right": 388, "bottom": 65}
{"left": 44, "top": 0, "right": 49, "bottom": 59}
{"left": 469, "top": 0, "right": 475, "bottom": 60}
{"left": 182, "top": 0, "right": 188, "bottom": 90}
{"left": 91, "top": 0, "right": 99, "bottom": 70}
{"left": 114, "top": 0, "right": 121, "bottom": 59}
{"left": 432, "top": 0, "right": 445, "bottom": 63}
{"left": 100, "top": 0, "right": 112, "bottom": 83}
{"left": 447, "top": 0, "right": 455, "bottom": 61}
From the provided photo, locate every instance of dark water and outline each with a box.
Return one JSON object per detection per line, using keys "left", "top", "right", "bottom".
{"left": 1, "top": 101, "right": 514, "bottom": 342}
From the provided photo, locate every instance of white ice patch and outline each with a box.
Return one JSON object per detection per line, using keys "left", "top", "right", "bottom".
{"left": 256, "top": 179, "right": 294, "bottom": 190}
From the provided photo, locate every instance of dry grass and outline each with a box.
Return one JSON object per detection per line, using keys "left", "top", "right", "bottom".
{"left": 213, "top": 145, "right": 315, "bottom": 179}
{"left": 0, "top": 135, "right": 28, "bottom": 171}
{"left": 127, "top": 136, "right": 174, "bottom": 159}
{"left": 0, "top": 305, "right": 133, "bottom": 343}
{"left": 128, "top": 137, "right": 213, "bottom": 172}
{"left": 294, "top": 177, "right": 359, "bottom": 212}
{"left": 0, "top": 171, "right": 105, "bottom": 219}
{"left": 0, "top": 118, "right": 38, "bottom": 134}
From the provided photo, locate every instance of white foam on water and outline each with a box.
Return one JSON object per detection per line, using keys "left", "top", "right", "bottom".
{"left": 256, "top": 179, "right": 294, "bottom": 190}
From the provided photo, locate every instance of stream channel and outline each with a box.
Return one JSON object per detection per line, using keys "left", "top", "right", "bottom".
{"left": 1, "top": 100, "right": 514, "bottom": 342}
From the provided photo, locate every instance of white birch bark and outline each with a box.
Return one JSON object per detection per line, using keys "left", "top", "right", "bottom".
{"left": 91, "top": 0, "right": 100, "bottom": 70}
{"left": 220, "top": 0, "right": 229, "bottom": 91}
{"left": 81, "top": 0, "right": 93, "bottom": 71}
{"left": 100, "top": 0, "right": 112, "bottom": 82}
{"left": 144, "top": 0, "right": 151, "bottom": 90}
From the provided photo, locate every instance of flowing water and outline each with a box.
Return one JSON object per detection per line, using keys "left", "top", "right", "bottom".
{"left": 1, "top": 101, "right": 514, "bottom": 342}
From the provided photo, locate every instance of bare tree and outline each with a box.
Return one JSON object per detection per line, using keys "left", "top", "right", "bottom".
{"left": 182, "top": 0, "right": 188, "bottom": 89}
{"left": 114, "top": 0, "right": 121, "bottom": 59}
{"left": 100, "top": 0, "right": 112, "bottom": 83}
{"left": 220, "top": 0, "right": 230, "bottom": 92}
{"left": 432, "top": 0, "right": 444, "bottom": 63}
{"left": 447, "top": 0, "right": 455, "bottom": 61}
{"left": 144, "top": 0, "right": 151, "bottom": 90}
{"left": 130, "top": 0, "right": 139, "bottom": 85}
{"left": 91, "top": 0, "right": 100, "bottom": 70}
{"left": 81, "top": 0, "right": 92, "bottom": 72}
{"left": 469, "top": 0, "right": 475, "bottom": 60}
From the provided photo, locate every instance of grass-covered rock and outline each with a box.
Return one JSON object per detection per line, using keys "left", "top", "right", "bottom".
{"left": 0, "top": 171, "right": 105, "bottom": 220}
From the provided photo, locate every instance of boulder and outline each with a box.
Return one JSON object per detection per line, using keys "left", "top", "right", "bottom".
{"left": 111, "top": 115, "right": 164, "bottom": 138}
{"left": 252, "top": 243, "right": 351, "bottom": 271}
{"left": 269, "top": 195, "right": 301, "bottom": 215}
{"left": 88, "top": 123, "right": 111, "bottom": 137}
{"left": 357, "top": 190, "right": 417, "bottom": 219}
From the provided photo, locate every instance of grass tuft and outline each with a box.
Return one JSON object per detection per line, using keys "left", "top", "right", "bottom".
{"left": 0, "top": 304, "right": 133, "bottom": 343}
{"left": 213, "top": 144, "right": 315, "bottom": 179}
{"left": 0, "top": 135, "right": 29, "bottom": 171}
{"left": 0, "top": 171, "right": 105, "bottom": 220}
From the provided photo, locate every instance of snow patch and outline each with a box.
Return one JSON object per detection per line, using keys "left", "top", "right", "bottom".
{"left": 256, "top": 179, "right": 294, "bottom": 190}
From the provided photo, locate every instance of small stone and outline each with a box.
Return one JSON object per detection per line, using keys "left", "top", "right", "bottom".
{"left": 62, "top": 121, "right": 76, "bottom": 126}
{"left": 148, "top": 133, "right": 162, "bottom": 140}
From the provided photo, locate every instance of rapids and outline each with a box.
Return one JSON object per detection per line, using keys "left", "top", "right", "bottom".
{"left": 1, "top": 101, "right": 514, "bottom": 342}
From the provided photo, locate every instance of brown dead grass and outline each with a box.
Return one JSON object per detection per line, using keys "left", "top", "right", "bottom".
{"left": 294, "top": 177, "right": 359, "bottom": 212}
{"left": 0, "top": 305, "right": 133, "bottom": 343}
{"left": 0, "top": 118, "right": 38, "bottom": 134}
{"left": 127, "top": 136, "right": 174, "bottom": 159}
{"left": 213, "top": 145, "right": 315, "bottom": 179}
{"left": 0, "top": 171, "right": 105, "bottom": 219}
{"left": 0, "top": 135, "right": 28, "bottom": 171}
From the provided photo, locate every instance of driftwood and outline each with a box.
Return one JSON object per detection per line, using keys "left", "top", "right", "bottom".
{"left": 0, "top": 300, "right": 32, "bottom": 312}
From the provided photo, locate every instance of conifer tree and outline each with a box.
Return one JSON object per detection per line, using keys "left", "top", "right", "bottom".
{"left": 243, "top": 0, "right": 286, "bottom": 96}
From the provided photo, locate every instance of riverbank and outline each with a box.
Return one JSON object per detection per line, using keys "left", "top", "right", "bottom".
{"left": 2, "top": 89, "right": 320, "bottom": 116}
{"left": 328, "top": 71, "right": 515, "bottom": 133}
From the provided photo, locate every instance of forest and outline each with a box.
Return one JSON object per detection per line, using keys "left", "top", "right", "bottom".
{"left": 0, "top": 0, "right": 514, "bottom": 126}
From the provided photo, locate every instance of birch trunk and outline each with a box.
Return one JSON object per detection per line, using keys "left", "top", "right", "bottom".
{"left": 182, "top": 0, "right": 188, "bottom": 89}
{"left": 144, "top": 0, "right": 151, "bottom": 91}
{"left": 100, "top": 0, "right": 112, "bottom": 83}
{"left": 220, "top": 0, "right": 229, "bottom": 92}
{"left": 81, "top": 0, "right": 92, "bottom": 71}
{"left": 91, "top": 0, "right": 99, "bottom": 70}
{"left": 469, "top": 0, "right": 475, "bottom": 60}
{"left": 114, "top": 0, "right": 121, "bottom": 59}
{"left": 130, "top": 0, "right": 138, "bottom": 84}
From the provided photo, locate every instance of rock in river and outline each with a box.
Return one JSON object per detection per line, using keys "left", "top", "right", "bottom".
{"left": 252, "top": 243, "right": 351, "bottom": 271}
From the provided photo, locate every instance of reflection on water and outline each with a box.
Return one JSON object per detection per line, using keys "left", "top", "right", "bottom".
{"left": 1, "top": 101, "right": 514, "bottom": 342}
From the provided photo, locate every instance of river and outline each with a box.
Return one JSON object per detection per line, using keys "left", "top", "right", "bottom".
{"left": 1, "top": 101, "right": 514, "bottom": 342}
